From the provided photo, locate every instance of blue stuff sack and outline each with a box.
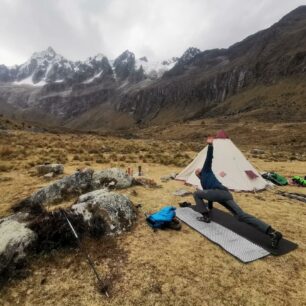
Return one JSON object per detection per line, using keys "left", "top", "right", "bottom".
{"left": 146, "top": 206, "right": 176, "bottom": 229}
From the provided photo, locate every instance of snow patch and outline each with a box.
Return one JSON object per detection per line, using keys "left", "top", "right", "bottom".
{"left": 93, "top": 53, "right": 105, "bottom": 61}
{"left": 13, "top": 75, "right": 46, "bottom": 86}
{"left": 135, "top": 57, "right": 177, "bottom": 78}
{"left": 83, "top": 70, "right": 103, "bottom": 83}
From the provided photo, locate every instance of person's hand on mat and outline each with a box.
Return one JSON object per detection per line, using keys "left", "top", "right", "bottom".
{"left": 195, "top": 168, "right": 201, "bottom": 177}
{"left": 207, "top": 136, "right": 214, "bottom": 144}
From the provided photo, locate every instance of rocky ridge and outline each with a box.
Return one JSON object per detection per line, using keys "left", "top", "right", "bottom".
{"left": 0, "top": 47, "right": 178, "bottom": 86}
{"left": 0, "top": 6, "right": 306, "bottom": 129}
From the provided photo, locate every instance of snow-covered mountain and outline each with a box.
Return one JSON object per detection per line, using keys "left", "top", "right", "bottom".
{"left": 0, "top": 47, "right": 181, "bottom": 86}
{"left": 3, "top": 47, "right": 113, "bottom": 86}
{"left": 135, "top": 56, "right": 178, "bottom": 79}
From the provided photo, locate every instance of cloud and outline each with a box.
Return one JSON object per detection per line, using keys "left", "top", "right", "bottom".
{"left": 0, "top": 0, "right": 304, "bottom": 65}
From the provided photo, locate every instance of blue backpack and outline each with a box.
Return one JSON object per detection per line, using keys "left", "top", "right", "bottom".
{"left": 146, "top": 206, "right": 176, "bottom": 229}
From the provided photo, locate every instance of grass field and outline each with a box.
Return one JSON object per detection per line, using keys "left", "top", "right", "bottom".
{"left": 0, "top": 124, "right": 305, "bottom": 305}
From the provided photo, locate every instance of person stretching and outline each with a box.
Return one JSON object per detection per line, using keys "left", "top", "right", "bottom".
{"left": 193, "top": 136, "right": 283, "bottom": 248}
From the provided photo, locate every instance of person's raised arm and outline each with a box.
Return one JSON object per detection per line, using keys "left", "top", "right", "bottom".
{"left": 202, "top": 137, "right": 214, "bottom": 172}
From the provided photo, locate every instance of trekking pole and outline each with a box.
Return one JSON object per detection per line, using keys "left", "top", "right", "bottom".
{"left": 61, "top": 210, "right": 109, "bottom": 297}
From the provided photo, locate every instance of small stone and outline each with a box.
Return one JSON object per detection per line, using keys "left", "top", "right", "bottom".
{"left": 160, "top": 173, "right": 177, "bottom": 182}
{"left": 26, "top": 289, "right": 33, "bottom": 295}
{"left": 173, "top": 189, "right": 192, "bottom": 196}
{"left": 43, "top": 172, "right": 54, "bottom": 179}
{"left": 36, "top": 163, "right": 64, "bottom": 175}
{"left": 250, "top": 149, "right": 265, "bottom": 155}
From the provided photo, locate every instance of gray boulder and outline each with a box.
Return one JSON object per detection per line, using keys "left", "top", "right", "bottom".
{"left": 0, "top": 219, "right": 36, "bottom": 275}
{"left": 72, "top": 189, "right": 136, "bottom": 234}
{"left": 92, "top": 168, "right": 133, "bottom": 190}
{"left": 13, "top": 168, "right": 94, "bottom": 212}
{"left": 36, "top": 163, "right": 64, "bottom": 175}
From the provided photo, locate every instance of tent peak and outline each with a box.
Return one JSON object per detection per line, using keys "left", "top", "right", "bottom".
{"left": 215, "top": 130, "right": 229, "bottom": 139}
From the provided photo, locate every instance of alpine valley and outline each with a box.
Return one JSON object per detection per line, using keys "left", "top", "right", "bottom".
{"left": 0, "top": 6, "right": 306, "bottom": 131}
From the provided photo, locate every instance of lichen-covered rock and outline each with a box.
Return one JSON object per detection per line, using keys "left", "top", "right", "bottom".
{"left": 0, "top": 219, "right": 36, "bottom": 275}
{"left": 13, "top": 168, "right": 94, "bottom": 212}
{"left": 36, "top": 163, "right": 64, "bottom": 175}
{"left": 92, "top": 168, "right": 132, "bottom": 190}
{"left": 72, "top": 189, "right": 136, "bottom": 234}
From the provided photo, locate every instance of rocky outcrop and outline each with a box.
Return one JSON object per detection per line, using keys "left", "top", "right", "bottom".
{"left": 13, "top": 169, "right": 94, "bottom": 212}
{"left": 92, "top": 168, "right": 133, "bottom": 190}
{"left": 72, "top": 189, "right": 136, "bottom": 234}
{"left": 13, "top": 168, "right": 134, "bottom": 213}
{"left": 1, "top": 167, "right": 137, "bottom": 279}
{"left": 0, "top": 188, "right": 136, "bottom": 278}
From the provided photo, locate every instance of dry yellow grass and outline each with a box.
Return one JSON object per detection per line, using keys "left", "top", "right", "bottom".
{"left": 0, "top": 127, "right": 306, "bottom": 305}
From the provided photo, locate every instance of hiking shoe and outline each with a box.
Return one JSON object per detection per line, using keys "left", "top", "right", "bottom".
{"left": 179, "top": 202, "right": 192, "bottom": 208}
{"left": 197, "top": 212, "right": 211, "bottom": 223}
{"left": 269, "top": 231, "right": 283, "bottom": 248}
{"left": 168, "top": 217, "right": 182, "bottom": 230}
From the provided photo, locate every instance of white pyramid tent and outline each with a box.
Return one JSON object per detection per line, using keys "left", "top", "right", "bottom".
{"left": 176, "top": 131, "right": 268, "bottom": 192}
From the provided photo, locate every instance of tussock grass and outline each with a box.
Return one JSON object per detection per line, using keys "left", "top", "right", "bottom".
{"left": 0, "top": 130, "right": 196, "bottom": 174}
{"left": 1, "top": 120, "right": 306, "bottom": 305}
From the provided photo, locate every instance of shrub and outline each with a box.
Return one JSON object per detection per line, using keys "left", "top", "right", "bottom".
{"left": 0, "top": 163, "right": 13, "bottom": 172}
{"left": 0, "top": 146, "right": 15, "bottom": 159}
{"left": 96, "top": 158, "right": 107, "bottom": 164}
{"left": 109, "top": 153, "right": 118, "bottom": 161}
{"left": 73, "top": 155, "right": 81, "bottom": 161}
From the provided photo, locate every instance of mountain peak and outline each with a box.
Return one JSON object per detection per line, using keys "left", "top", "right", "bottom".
{"left": 115, "top": 50, "right": 135, "bottom": 62}
{"left": 46, "top": 46, "right": 56, "bottom": 55}
{"left": 31, "top": 46, "right": 60, "bottom": 61}
{"left": 93, "top": 53, "right": 105, "bottom": 61}
{"left": 122, "top": 49, "right": 133, "bottom": 56}
{"left": 114, "top": 50, "right": 135, "bottom": 67}
{"left": 180, "top": 47, "right": 201, "bottom": 61}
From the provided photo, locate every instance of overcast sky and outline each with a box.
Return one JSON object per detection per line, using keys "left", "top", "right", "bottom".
{"left": 0, "top": 0, "right": 305, "bottom": 65}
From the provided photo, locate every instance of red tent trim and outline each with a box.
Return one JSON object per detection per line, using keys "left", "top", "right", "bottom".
{"left": 215, "top": 130, "right": 229, "bottom": 139}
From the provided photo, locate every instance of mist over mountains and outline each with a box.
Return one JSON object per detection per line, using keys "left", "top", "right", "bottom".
{"left": 0, "top": 6, "right": 306, "bottom": 131}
